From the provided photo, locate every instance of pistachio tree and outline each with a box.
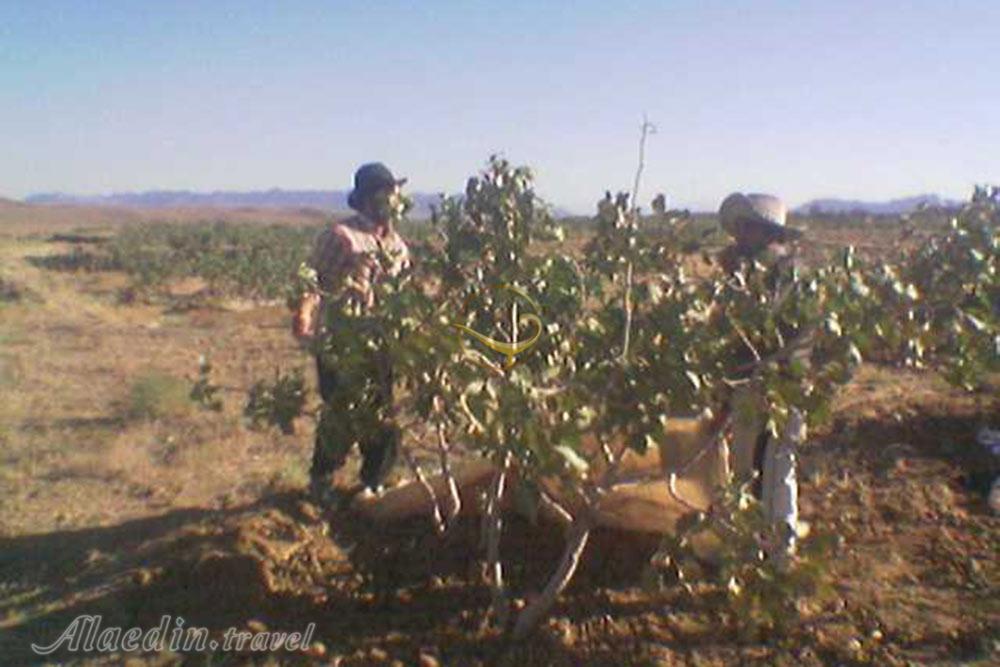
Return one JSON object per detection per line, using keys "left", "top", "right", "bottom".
{"left": 262, "top": 159, "right": 997, "bottom": 640}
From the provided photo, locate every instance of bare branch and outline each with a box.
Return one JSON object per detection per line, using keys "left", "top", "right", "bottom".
{"left": 732, "top": 326, "right": 817, "bottom": 376}
{"left": 435, "top": 421, "right": 462, "bottom": 524}
{"left": 482, "top": 450, "right": 513, "bottom": 627}
{"left": 461, "top": 348, "right": 507, "bottom": 378}
{"left": 459, "top": 391, "right": 487, "bottom": 434}
{"left": 603, "top": 468, "right": 665, "bottom": 488}
{"left": 727, "top": 312, "right": 761, "bottom": 362}
{"left": 630, "top": 115, "right": 657, "bottom": 212}
{"left": 620, "top": 116, "right": 657, "bottom": 363}
{"left": 512, "top": 514, "right": 592, "bottom": 641}
{"left": 537, "top": 488, "right": 574, "bottom": 526}
{"left": 597, "top": 436, "right": 635, "bottom": 488}
{"left": 666, "top": 472, "right": 702, "bottom": 514}
{"left": 400, "top": 446, "right": 446, "bottom": 534}
{"left": 600, "top": 439, "right": 616, "bottom": 467}
{"left": 670, "top": 411, "right": 733, "bottom": 478}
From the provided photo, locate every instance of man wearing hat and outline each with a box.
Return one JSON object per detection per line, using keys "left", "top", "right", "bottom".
{"left": 717, "top": 191, "right": 804, "bottom": 472}
{"left": 716, "top": 192, "right": 804, "bottom": 557}
{"left": 293, "top": 162, "right": 411, "bottom": 500}
{"left": 717, "top": 192, "right": 802, "bottom": 275}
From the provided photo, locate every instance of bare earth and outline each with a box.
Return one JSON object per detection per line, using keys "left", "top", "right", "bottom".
{"left": 0, "top": 208, "right": 997, "bottom": 666}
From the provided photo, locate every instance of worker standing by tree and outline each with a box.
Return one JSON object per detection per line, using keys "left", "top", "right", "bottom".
{"left": 716, "top": 192, "right": 804, "bottom": 557}
{"left": 292, "top": 163, "right": 411, "bottom": 502}
{"left": 717, "top": 193, "right": 801, "bottom": 277}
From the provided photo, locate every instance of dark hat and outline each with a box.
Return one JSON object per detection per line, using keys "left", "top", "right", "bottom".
{"left": 347, "top": 162, "right": 407, "bottom": 211}
{"left": 719, "top": 192, "right": 801, "bottom": 242}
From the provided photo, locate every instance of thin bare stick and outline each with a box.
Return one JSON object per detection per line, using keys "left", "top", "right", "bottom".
{"left": 603, "top": 468, "right": 665, "bottom": 488}
{"left": 605, "top": 409, "right": 732, "bottom": 489}
{"left": 511, "top": 298, "right": 519, "bottom": 347}
{"left": 621, "top": 263, "right": 636, "bottom": 361}
{"left": 459, "top": 391, "right": 486, "bottom": 434}
{"left": 600, "top": 439, "right": 616, "bottom": 467}
{"left": 630, "top": 116, "right": 656, "bottom": 219}
{"left": 462, "top": 348, "right": 507, "bottom": 378}
{"left": 537, "top": 488, "right": 574, "bottom": 526}
{"left": 400, "top": 446, "right": 446, "bottom": 534}
{"left": 727, "top": 312, "right": 761, "bottom": 362}
{"left": 483, "top": 450, "right": 513, "bottom": 626}
{"left": 512, "top": 120, "right": 660, "bottom": 643}
{"left": 671, "top": 411, "right": 733, "bottom": 477}
{"left": 511, "top": 514, "right": 592, "bottom": 641}
{"left": 435, "top": 421, "right": 462, "bottom": 524}
{"left": 482, "top": 296, "right": 522, "bottom": 625}
{"left": 606, "top": 467, "right": 740, "bottom": 538}
{"left": 600, "top": 415, "right": 729, "bottom": 510}
{"left": 597, "top": 436, "right": 634, "bottom": 489}
{"left": 718, "top": 431, "right": 732, "bottom": 484}
{"left": 733, "top": 326, "right": 817, "bottom": 376}
{"left": 620, "top": 116, "right": 656, "bottom": 363}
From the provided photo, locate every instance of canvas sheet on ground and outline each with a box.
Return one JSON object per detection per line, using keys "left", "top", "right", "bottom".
{"left": 352, "top": 416, "right": 725, "bottom": 535}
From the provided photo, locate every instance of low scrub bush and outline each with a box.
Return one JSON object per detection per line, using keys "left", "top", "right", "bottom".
{"left": 123, "top": 372, "right": 195, "bottom": 421}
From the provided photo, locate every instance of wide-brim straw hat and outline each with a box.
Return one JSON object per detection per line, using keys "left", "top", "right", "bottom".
{"left": 719, "top": 192, "right": 801, "bottom": 242}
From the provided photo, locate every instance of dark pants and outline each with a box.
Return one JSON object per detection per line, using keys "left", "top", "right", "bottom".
{"left": 311, "top": 355, "right": 399, "bottom": 491}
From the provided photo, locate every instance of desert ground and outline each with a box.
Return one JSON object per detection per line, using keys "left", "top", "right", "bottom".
{"left": 0, "top": 203, "right": 996, "bottom": 666}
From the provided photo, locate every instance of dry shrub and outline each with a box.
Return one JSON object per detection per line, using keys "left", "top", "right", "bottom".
{"left": 122, "top": 371, "right": 194, "bottom": 421}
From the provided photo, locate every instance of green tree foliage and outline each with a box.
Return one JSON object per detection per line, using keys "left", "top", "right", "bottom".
{"left": 271, "top": 159, "right": 997, "bottom": 637}
{"left": 105, "top": 221, "right": 317, "bottom": 299}
{"left": 244, "top": 368, "right": 307, "bottom": 435}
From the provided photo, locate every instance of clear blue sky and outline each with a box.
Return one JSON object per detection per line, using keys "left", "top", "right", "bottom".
{"left": 2, "top": 1, "right": 997, "bottom": 212}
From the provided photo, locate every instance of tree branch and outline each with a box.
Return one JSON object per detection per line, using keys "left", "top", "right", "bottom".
{"left": 435, "top": 421, "right": 462, "bottom": 525}
{"left": 400, "top": 445, "right": 446, "bottom": 534}
{"left": 511, "top": 513, "right": 592, "bottom": 641}
{"left": 620, "top": 116, "right": 656, "bottom": 363}
{"left": 483, "top": 450, "right": 513, "bottom": 627}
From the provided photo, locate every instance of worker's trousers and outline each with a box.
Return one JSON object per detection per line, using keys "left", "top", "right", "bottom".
{"left": 310, "top": 354, "right": 399, "bottom": 491}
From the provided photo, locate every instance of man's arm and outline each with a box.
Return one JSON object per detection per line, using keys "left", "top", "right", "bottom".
{"left": 293, "top": 292, "right": 322, "bottom": 340}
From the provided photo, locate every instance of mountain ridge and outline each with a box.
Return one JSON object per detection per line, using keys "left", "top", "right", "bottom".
{"left": 22, "top": 190, "right": 965, "bottom": 219}
{"left": 25, "top": 188, "right": 446, "bottom": 218}
{"left": 795, "top": 193, "right": 963, "bottom": 215}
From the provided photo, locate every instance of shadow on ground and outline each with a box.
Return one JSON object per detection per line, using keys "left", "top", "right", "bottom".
{"left": 0, "top": 486, "right": 680, "bottom": 666}
{"left": 2, "top": 401, "right": 996, "bottom": 666}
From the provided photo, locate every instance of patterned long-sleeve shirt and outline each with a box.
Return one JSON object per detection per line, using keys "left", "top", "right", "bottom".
{"left": 311, "top": 214, "right": 409, "bottom": 294}
{"left": 296, "top": 214, "right": 410, "bottom": 336}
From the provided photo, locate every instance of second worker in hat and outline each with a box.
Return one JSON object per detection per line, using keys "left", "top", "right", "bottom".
{"left": 717, "top": 192, "right": 802, "bottom": 274}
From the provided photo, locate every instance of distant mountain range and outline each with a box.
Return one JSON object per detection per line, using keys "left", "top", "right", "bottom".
{"left": 24, "top": 189, "right": 447, "bottom": 218}
{"left": 795, "top": 194, "right": 963, "bottom": 216}
{"left": 22, "top": 190, "right": 963, "bottom": 219}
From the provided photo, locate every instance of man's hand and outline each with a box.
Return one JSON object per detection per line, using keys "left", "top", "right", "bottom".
{"left": 293, "top": 292, "right": 321, "bottom": 342}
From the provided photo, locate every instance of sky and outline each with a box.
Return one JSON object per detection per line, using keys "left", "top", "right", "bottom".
{"left": 1, "top": 1, "right": 998, "bottom": 212}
